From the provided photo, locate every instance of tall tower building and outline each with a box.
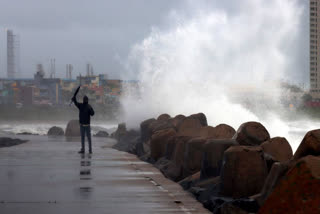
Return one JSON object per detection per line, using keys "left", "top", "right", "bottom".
{"left": 6, "top": 29, "right": 20, "bottom": 79}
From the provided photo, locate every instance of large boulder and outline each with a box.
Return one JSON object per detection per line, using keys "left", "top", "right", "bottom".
{"left": 111, "top": 123, "right": 127, "bottom": 141}
{"left": 258, "top": 155, "right": 320, "bottom": 214}
{"left": 212, "top": 124, "right": 236, "bottom": 139}
{"left": 169, "top": 114, "right": 186, "bottom": 128}
{"left": 65, "top": 120, "right": 81, "bottom": 137}
{"left": 179, "top": 171, "right": 201, "bottom": 190}
{"left": 112, "top": 129, "right": 140, "bottom": 154}
{"left": 0, "top": 137, "right": 28, "bottom": 148}
{"left": 48, "top": 126, "right": 64, "bottom": 136}
{"left": 160, "top": 135, "right": 193, "bottom": 181}
{"left": 157, "top": 113, "right": 171, "bottom": 121}
{"left": 254, "top": 161, "right": 290, "bottom": 206}
{"left": 183, "top": 137, "right": 207, "bottom": 176}
{"left": 171, "top": 136, "right": 192, "bottom": 167}
{"left": 293, "top": 129, "right": 320, "bottom": 161}
{"left": 150, "top": 128, "right": 176, "bottom": 161}
{"left": 177, "top": 118, "right": 203, "bottom": 137}
{"left": 161, "top": 161, "right": 183, "bottom": 182}
{"left": 199, "top": 126, "right": 217, "bottom": 139}
{"left": 149, "top": 120, "right": 175, "bottom": 135}
{"left": 200, "top": 139, "right": 238, "bottom": 179}
{"left": 220, "top": 146, "right": 268, "bottom": 198}
{"left": 199, "top": 124, "right": 236, "bottom": 139}
{"left": 189, "top": 113, "right": 208, "bottom": 126}
{"left": 140, "top": 118, "right": 156, "bottom": 143}
{"left": 233, "top": 122, "right": 270, "bottom": 146}
{"left": 261, "top": 137, "right": 293, "bottom": 162}
{"left": 155, "top": 157, "right": 183, "bottom": 182}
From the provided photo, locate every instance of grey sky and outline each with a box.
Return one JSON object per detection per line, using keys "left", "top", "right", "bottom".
{"left": 0, "top": 0, "right": 309, "bottom": 85}
{"left": 0, "top": 0, "right": 183, "bottom": 79}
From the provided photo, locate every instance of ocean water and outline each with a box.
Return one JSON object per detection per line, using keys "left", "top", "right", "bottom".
{"left": 0, "top": 121, "right": 117, "bottom": 136}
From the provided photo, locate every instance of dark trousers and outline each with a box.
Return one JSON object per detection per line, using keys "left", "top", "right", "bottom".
{"left": 80, "top": 125, "right": 92, "bottom": 152}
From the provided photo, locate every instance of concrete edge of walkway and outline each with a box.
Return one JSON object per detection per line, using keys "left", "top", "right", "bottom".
{"left": 120, "top": 151, "right": 212, "bottom": 214}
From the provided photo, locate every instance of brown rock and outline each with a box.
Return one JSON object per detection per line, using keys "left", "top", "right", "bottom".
{"left": 162, "top": 161, "right": 183, "bottom": 182}
{"left": 258, "top": 155, "right": 320, "bottom": 214}
{"left": 220, "top": 146, "right": 268, "bottom": 198}
{"left": 199, "top": 124, "right": 236, "bottom": 139}
{"left": 183, "top": 137, "right": 207, "bottom": 176}
{"left": 177, "top": 118, "right": 203, "bottom": 137}
{"left": 157, "top": 113, "right": 171, "bottom": 121}
{"left": 150, "top": 128, "right": 176, "bottom": 161}
{"left": 261, "top": 137, "right": 293, "bottom": 162}
{"left": 199, "top": 126, "right": 217, "bottom": 139}
{"left": 293, "top": 129, "right": 320, "bottom": 161}
{"left": 233, "top": 122, "right": 270, "bottom": 146}
{"left": 179, "top": 171, "right": 201, "bottom": 190}
{"left": 111, "top": 123, "right": 127, "bottom": 141}
{"left": 65, "top": 120, "right": 81, "bottom": 137}
{"left": 169, "top": 114, "right": 186, "bottom": 128}
{"left": 200, "top": 139, "right": 238, "bottom": 179}
{"left": 189, "top": 113, "right": 208, "bottom": 126}
{"left": 140, "top": 118, "right": 156, "bottom": 143}
{"left": 213, "top": 124, "right": 236, "bottom": 139}
{"left": 112, "top": 129, "right": 140, "bottom": 154}
{"left": 255, "top": 162, "right": 290, "bottom": 206}
{"left": 164, "top": 135, "right": 179, "bottom": 160}
{"left": 172, "top": 136, "right": 192, "bottom": 167}
{"left": 155, "top": 157, "right": 184, "bottom": 182}
{"left": 164, "top": 135, "right": 193, "bottom": 181}
{"left": 149, "top": 120, "right": 175, "bottom": 134}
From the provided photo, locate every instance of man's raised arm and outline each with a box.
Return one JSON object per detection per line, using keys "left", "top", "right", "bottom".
{"left": 72, "top": 95, "right": 80, "bottom": 109}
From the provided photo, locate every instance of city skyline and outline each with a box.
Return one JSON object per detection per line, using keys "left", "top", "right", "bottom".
{"left": 0, "top": 0, "right": 309, "bottom": 85}
{"left": 0, "top": 0, "right": 181, "bottom": 80}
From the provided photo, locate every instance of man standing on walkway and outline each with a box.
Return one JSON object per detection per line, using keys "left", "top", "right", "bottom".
{"left": 72, "top": 90, "right": 95, "bottom": 154}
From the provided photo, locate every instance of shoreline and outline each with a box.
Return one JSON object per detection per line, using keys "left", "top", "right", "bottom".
{"left": 0, "top": 120, "right": 118, "bottom": 136}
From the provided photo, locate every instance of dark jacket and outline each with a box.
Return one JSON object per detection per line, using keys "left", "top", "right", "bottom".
{"left": 72, "top": 97, "right": 95, "bottom": 125}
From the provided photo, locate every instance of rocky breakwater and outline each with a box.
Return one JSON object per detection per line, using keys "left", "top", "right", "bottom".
{"left": 111, "top": 113, "right": 320, "bottom": 214}
{"left": 111, "top": 123, "right": 140, "bottom": 154}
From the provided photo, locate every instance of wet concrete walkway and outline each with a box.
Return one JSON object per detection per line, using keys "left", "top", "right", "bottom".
{"left": 0, "top": 135, "right": 210, "bottom": 214}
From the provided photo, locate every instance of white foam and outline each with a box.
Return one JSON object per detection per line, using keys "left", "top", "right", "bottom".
{"left": 121, "top": 0, "right": 307, "bottom": 151}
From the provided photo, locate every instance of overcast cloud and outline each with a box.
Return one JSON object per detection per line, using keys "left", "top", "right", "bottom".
{"left": 0, "top": 0, "right": 183, "bottom": 79}
{"left": 0, "top": 0, "right": 309, "bottom": 85}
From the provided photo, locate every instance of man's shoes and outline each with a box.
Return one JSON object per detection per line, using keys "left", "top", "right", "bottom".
{"left": 78, "top": 150, "right": 85, "bottom": 154}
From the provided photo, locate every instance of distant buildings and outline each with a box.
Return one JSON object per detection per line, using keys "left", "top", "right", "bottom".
{"left": 0, "top": 67, "right": 139, "bottom": 107}
{"left": 310, "top": 0, "right": 320, "bottom": 98}
{"left": 6, "top": 29, "right": 20, "bottom": 79}
{"left": 34, "top": 68, "right": 62, "bottom": 105}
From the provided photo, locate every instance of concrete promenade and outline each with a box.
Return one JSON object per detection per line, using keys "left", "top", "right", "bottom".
{"left": 0, "top": 135, "right": 210, "bottom": 214}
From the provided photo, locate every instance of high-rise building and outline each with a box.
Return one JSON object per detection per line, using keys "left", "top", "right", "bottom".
{"left": 6, "top": 29, "right": 20, "bottom": 79}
